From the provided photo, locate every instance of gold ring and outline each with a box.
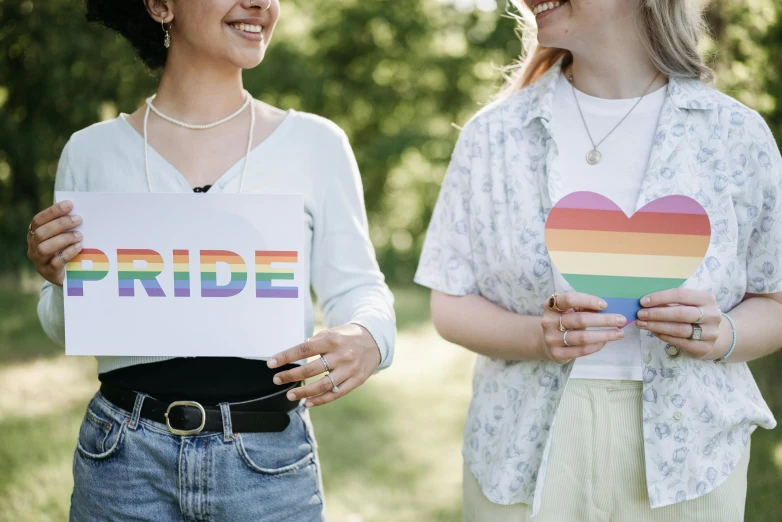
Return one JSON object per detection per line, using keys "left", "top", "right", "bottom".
{"left": 548, "top": 292, "right": 565, "bottom": 313}
{"left": 559, "top": 314, "right": 566, "bottom": 332}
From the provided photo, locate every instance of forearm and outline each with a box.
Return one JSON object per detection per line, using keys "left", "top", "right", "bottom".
{"left": 38, "top": 281, "right": 66, "bottom": 347}
{"left": 713, "top": 294, "right": 782, "bottom": 362}
{"left": 430, "top": 290, "right": 545, "bottom": 360}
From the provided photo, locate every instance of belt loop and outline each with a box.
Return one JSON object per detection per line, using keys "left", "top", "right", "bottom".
{"left": 219, "top": 403, "right": 233, "bottom": 442}
{"left": 128, "top": 392, "right": 146, "bottom": 430}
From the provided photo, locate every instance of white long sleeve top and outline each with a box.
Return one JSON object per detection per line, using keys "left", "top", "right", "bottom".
{"left": 38, "top": 109, "right": 396, "bottom": 374}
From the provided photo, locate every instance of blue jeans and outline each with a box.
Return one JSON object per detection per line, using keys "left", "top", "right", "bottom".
{"left": 70, "top": 391, "right": 326, "bottom": 521}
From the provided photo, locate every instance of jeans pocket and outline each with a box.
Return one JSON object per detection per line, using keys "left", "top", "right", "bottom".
{"left": 76, "top": 400, "right": 127, "bottom": 461}
{"left": 235, "top": 407, "right": 315, "bottom": 475}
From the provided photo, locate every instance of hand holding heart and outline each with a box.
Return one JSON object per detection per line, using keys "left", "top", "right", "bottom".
{"left": 636, "top": 288, "right": 725, "bottom": 359}
{"left": 540, "top": 291, "right": 626, "bottom": 364}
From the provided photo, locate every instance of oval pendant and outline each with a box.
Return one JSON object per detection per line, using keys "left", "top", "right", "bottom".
{"left": 586, "top": 149, "right": 601, "bottom": 165}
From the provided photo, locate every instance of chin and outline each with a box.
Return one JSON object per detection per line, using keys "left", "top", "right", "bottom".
{"left": 231, "top": 50, "right": 267, "bottom": 70}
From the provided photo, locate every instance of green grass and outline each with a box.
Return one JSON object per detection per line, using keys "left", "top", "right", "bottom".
{"left": 0, "top": 283, "right": 780, "bottom": 521}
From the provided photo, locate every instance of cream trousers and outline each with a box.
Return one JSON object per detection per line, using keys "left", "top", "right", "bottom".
{"left": 463, "top": 379, "right": 750, "bottom": 522}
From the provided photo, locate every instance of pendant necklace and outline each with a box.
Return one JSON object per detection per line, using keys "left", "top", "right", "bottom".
{"left": 567, "top": 68, "right": 660, "bottom": 165}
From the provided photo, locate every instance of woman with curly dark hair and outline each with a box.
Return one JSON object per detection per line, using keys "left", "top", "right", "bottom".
{"left": 26, "top": 1, "right": 396, "bottom": 520}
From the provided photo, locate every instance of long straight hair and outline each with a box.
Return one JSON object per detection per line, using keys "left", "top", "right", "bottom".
{"left": 499, "top": 0, "right": 713, "bottom": 96}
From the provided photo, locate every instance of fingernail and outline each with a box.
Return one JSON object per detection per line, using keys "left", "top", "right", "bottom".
{"left": 637, "top": 320, "right": 647, "bottom": 328}
{"left": 617, "top": 316, "right": 626, "bottom": 325}
{"left": 305, "top": 401, "right": 314, "bottom": 408}
{"left": 59, "top": 201, "right": 71, "bottom": 210}
{"left": 74, "top": 231, "right": 83, "bottom": 240}
{"left": 615, "top": 330, "right": 624, "bottom": 339}
{"left": 74, "top": 242, "right": 82, "bottom": 250}
{"left": 599, "top": 300, "right": 608, "bottom": 309}
{"left": 267, "top": 358, "right": 278, "bottom": 368}
{"left": 287, "top": 392, "right": 296, "bottom": 400}
{"left": 641, "top": 296, "right": 650, "bottom": 305}
{"left": 273, "top": 376, "right": 281, "bottom": 385}
{"left": 71, "top": 215, "right": 82, "bottom": 225}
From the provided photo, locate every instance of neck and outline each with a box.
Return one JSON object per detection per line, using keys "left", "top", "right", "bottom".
{"left": 566, "top": 25, "right": 666, "bottom": 99}
{"left": 152, "top": 52, "right": 246, "bottom": 124}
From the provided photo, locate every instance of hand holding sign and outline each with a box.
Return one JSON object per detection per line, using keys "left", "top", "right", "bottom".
{"left": 27, "top": 200, "right": 84, "bottom": 286}
{"left": 268, "top": 323, "right": 382, "bottom": 408}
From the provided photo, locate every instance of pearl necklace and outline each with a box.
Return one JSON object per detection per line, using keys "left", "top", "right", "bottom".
{"left": 142, "top": 90, "right": 255, "bottom": 193}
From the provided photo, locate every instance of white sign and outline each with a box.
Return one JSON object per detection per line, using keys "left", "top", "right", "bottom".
{"left": 56, "top": 192, "right": 305, "bottom": 358}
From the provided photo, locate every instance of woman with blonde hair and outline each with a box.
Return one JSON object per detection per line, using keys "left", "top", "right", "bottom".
{"left": 416, "top": 0, "right": 781, "bottom": 519}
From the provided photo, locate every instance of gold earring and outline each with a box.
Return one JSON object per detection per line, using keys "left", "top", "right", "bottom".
{"left": 162, "top": 19, "right": 171, "bottom": 49}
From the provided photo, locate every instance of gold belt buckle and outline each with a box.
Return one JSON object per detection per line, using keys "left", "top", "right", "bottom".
{"left": 165, "top": 401, "right": 206, "bottom": 436}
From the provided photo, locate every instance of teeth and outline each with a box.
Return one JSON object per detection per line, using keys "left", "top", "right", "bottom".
{"left": 230, "top": 23, "right": 263, "bottom": 34}
{"left": 533, "top": 1, "right": 562, "bottom": 15}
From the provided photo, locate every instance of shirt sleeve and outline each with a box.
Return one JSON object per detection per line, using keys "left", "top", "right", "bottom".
{"left": 745, "top": 112, "right": 782, "bottom": 294}
{"left": 310, "top": 129, "right": 397, "bottom": 371}
{"left": 37, "top": 140, "right": 77, "bottom": 347}
{"left": 414, "top": 120, "right": 479, "bottom": 296}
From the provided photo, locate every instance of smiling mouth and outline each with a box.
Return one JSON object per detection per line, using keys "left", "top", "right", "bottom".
{"left": 229, "top": 23, "right": 264, "bottom": 34}
{"left": 532, "top": 0, "right": 567, "bottom": 16}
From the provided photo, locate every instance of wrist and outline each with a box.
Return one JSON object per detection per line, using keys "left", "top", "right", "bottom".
{"left": 707, "top": 314, "right": 737, "bottom": 362}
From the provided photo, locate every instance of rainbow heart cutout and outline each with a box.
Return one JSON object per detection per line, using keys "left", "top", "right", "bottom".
{"left": 545, "top": 191, "right": 711, "bottom": 322}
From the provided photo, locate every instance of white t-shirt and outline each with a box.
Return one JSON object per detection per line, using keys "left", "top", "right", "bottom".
{"left": 551, "top": 73, "right": 667, "bottom": 380}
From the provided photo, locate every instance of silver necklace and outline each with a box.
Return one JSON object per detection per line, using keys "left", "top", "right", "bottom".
{"left": 142, "top": 90, "right": 255, "bottom": 192}
{"left": 567, "top": 69, "right": 660, "bottom": 165}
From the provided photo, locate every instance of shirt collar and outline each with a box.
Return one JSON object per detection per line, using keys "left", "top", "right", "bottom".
{"left": 520, "top": 57, "right": 717, "bottom": 128}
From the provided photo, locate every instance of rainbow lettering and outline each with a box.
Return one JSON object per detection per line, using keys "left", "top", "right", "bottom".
{"left": 256, "top": 251, "right": 298, "bottom": 298}
{"left": 200, "top": 250, "right": 246, "bottom": 298}
{"left": 173, "top": 250, "right": 190, "bottom": 297}
{"left": 66, "top": 248, "right": 109, "bottom": 297}
{"left": 117, "top": 249, "right": 166, "bottom": 297}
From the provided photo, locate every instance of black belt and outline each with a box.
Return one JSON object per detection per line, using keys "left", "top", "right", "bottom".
{"left": 99, "top": 383, "right": 300, "bottom": 435}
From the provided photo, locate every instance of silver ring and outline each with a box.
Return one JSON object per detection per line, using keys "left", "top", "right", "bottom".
{"left": 694, "top": 307, "right": 704, "bottom": 323}
{"left": 57, "top": 251, "right": 67, "bottom": 264}
{"left": 28, "top": 222, "right": 34, "bottom": 236}
{"left": 320, "top": 356, "right": 331, "bottom": 373}
{"left": 326, "top": 373, "right": 339, "bottom": 394}
{"left": 689, "top": 324, "right": 703, "bottom": 341}
{"left": 563, "top": 329, "right": 571, "bottom": 347}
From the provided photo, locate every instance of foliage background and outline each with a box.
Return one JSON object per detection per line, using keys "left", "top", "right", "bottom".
{"left": 0, "top": 0, "right": 781, "bottom": 520}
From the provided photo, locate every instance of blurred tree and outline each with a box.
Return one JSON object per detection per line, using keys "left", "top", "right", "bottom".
{"left": 0, "top": 0, "right": 779, "bottom": 284}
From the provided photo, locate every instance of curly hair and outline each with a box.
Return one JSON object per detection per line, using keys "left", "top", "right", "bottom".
{"left": 85, "top": 0, "right": 167, "bottom": 69}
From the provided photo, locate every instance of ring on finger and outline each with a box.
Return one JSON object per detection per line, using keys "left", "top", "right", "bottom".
{"left": 694, "top": 306, "right": 704, "bottom": 323}
{"left": 320, "top": 356, "right": 331, "bottom": 373}
{"left": 28, "top": 222, "right": 34, "bottom": 236}
{"left": 563, "top": 329, "right": 571, "bottom": 347}
{"left": 548, "top": 292, "right": 565, "bottom": 313}
{"left": 326, "top": 373, "right": 339, "bottom": 393}
{"left": 558, "top": 314, "right": 567, "bottom": 332}
{"left": 57, "top": 251, "right": 67, "bottom": 264}
{"left": 689, "top": 323, "right": 703, "bottom": 341}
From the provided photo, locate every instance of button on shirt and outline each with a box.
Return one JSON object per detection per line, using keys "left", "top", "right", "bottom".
{"left": 415, "top": 60, "right": 780, "bottom": 514}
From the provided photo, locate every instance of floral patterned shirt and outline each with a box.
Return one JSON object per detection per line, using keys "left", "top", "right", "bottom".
{"left": 414, "top": 59, "right": 780, "bottom": 513}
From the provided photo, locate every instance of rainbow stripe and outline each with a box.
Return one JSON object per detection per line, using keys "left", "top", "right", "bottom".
{"left": 200, "top": 250, "right": 246, "bottom": 298}
{"left": 256, "top": 251, "right": 298, "bottom": 298}
{"left": 117, "top": 249, "right": 166, "bottom": 297}
{"left": 545, "top": 192, "right": 710, "bottom": 320}
{"left": 66, "top": 248, "right": 109, "bottom": 296}
{"left": 173, "top": 250, "right": 190, "bottom": 297}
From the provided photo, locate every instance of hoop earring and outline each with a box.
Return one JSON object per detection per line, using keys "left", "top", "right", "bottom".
{"left": 162, "top": 19, "right": 171, "bottom": 49}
